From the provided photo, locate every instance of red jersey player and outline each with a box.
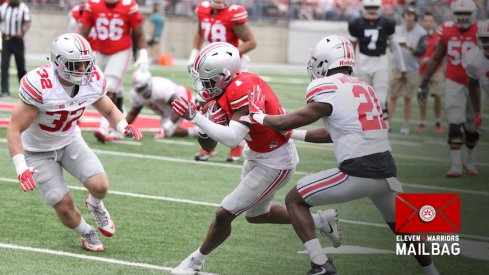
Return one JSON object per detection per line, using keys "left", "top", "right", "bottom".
{"left": 418, "top": 0, "right": 479, "bottom": 177}
{"left": 70, "top": 4, "right": 98, "bottom": 51}
{"left": 79, "top": 0, "right": 148, "bottom": 142}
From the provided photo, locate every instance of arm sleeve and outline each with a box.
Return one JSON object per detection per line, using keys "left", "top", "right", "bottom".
{"left": 192, "top": 112, "right": 249, "bottom": 148}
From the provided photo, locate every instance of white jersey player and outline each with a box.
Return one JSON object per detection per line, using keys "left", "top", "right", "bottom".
{"left": 250, "top": 35, "right": 439, "bottom": 275}
{"left": 7, "top": 33, "right": 143, "bottom": 252}
{"left": 463, "top": 19, "right": 489, "bottom": 131}
{"left": 126, "top": 70, "right": 198, "bottom": 138}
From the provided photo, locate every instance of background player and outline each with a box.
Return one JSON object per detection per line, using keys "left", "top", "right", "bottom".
{"left": 418, "top": 0, "right": 479, "bottom": 177}
{"left": 126, "top": 69, "right": 198, "bottom": 139}
{"left": 80, "top": 0, "right": 148, "bottom": 142}
{"left": 7, "top": 33, "right": 143, "bottom": 252}
{"left": 348, "top": 0, "right": 406, "bottom": 124}
{"left": 187, "top": 0, "right": 257, "bottom": 162}
{"left": 249, "top": 35, "right": 439, "bottom": 275}
{"left": 170, "top": 42, "right": 340, "bottom": 275}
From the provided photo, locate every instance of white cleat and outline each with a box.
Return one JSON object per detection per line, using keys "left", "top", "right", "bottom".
{"left": 318, "top": 209, "right": 342, "bottom": 248}
{"left": 81, "top": 228, "right": 104, "bottom": 252}
{"left": 171, "top": 254, "right": 205, "bottom": 275}
{"left": 85, "top": 197, "right": 115, "bottom": 237}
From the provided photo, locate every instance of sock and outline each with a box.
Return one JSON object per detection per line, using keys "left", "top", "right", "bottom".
{"left": 311, "top": 213, "right": 323, "bottom": 230}
{"left": 450, "top": 149, "right": 462, "bottom": 169}
{"left": 187, "top": 127, "right": 198, "bottom": 137}
{"left": 193, "top": 248, "right": 207, "bottom": 263}
{"left": 465, "top": 148, "right": 474, "bottom": 166}
{"left": 73, "top": 218, "right": 92, "bottom": 234}
{"left": 88, "top": 194, "right": 102, "bottom": 208}
{"left": 422, "top": 263, "right": 439, "bottom": 275}
{"left": 304, "top": 239, "right": 327, "bottom": 265}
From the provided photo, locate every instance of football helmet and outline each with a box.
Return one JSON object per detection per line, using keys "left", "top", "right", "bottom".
{"left": 477, "top": 20, "right": 489, "bottom": 58}
{"left": 191, "top": 42, "right": 241, "bottom": 99}
{"left": 210, "top": 0, "right": 228, "bottom": 9}
{"left": 361, "top": 0, "right": 383, "bottom": 20}
{"left": 451, "top": 0, "right": 477, "bottom": 29}
{"left": 307, "top": 35, "right": 356, "bottom": 80}
{"left": 131, "top": 69, "right": 152, "bottom": 98}
{"left": 51, "top": 33, "right": 95, "bottom": 86}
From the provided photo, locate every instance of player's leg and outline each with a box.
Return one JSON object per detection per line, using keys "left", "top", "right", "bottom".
{"left": 445, "top": 80, "right": 467, "bottom": 177}
{"left": 13, "top": 38, "right": 27, "bottom": 81}
{"left": 373, "top": 68, "right": 390, "bottom": 121}
{"left": 463, "top": 90, "right": 479, "bottom": 175}
{"left": 1, "top": 39, "right": 11, "bottom": 95}
{"left": 401, "top": 73, "right": 417, "bottom": 135}
{"left": 61, "top": 136, "right": 115, "bottom": 237}
{"left": 388, "top": 69, "right": 401, "bottom": 131}
{"left": 432, "top": 71, "right": 444, "bottom": 133}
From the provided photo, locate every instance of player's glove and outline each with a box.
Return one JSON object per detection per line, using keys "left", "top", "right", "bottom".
{"left": 475, "top": 112, "right": 482, "bottom": 130}
{"left": 245, "top": 84, "right": 266, "bottom": 124}
{"left": 172, "top": 97, "right": 198, "bottom": 120}
{"left": 417, "top": 79, "right": 429, "bottom": 105}
{"left": 135, "top": 48, "right": 149, "bottom": 72}
{"left": 124, "top": 125, "right": 144, "bottom": 140}
{"left": 13, "top": 154, "right": 38, "bottom": 192}
{"left": 187, "top": 49, "right": 199, "bottom": 73}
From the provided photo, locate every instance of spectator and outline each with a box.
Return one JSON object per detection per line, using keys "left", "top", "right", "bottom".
{"left": 147, "top": 4, "right": 165, "bottom": 64}
{"left": 388, "top": 7, "right": 426, "bottom": 135}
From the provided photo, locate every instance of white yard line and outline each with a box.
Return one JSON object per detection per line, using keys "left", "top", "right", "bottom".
{"left": 0, "top": 243, "right": 218, "bottom": 275}
{"left": 153, "top": 139, "right": 196, "bottom": 146}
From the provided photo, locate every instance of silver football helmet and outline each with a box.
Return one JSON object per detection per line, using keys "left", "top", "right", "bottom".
{"left": 50, "top": 33, "right": 95, "bottom": 86}
{"left": 451, "top": 0, "right": 477, "bottom": 29}
{"left": 191, "top": 42, "right": 241, "bottom": 99}
{"left": 478, "top": 20, "right": 489, "bottom": 58}
{"left": 361, "top": 0, "right": 383, "bottom": 20}
{"left": 307, "top": 35, "right": 356, "bottom": 80}
{"left": 131, "top": 69, "right": 152, "bottom": 98}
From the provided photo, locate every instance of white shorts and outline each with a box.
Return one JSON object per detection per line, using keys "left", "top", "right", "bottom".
{"left": 297, "top": 168, "right": 403, "bottom": 223}
{"left": 444, "top": 79, "right": 475, "bottom": 130}
{"left": 24, "top": 135, "right": 105, "bottom": 206}
{"left": 221, "top": 160, "right": 294, "bottom": 218}
{"left": 95, "top": 48, "right": 132, "bottom": 94}
{"left": 356, "top": 69, "right": 389, "bottom": 109}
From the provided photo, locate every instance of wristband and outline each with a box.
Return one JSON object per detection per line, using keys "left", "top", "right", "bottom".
{"left": 116, "top": 120, "right": 129, "bottom": 135}
{"left": 12, "top": 154, "right": 28, "bottom": 176}
{"left": 290, "top": 130, "right": 307, "bottom": 141}
{"left": 251, "top": 113, "right": 266, "bottom": 125}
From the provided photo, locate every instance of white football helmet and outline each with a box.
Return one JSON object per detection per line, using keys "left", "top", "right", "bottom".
{"left": 361, "top": 0, "right": 383, "bottom": 20}
{"left": 131, "top": 69, "right": 152, "bottom": 98}
{"left": 50, "top": 33, "right": 95, "bottom": 86}
{"left": 451, "top": 0, "right": 477, "bottom": 29}
{"left": 210, "top": 0, "right": 228, "bottom": 9}
{"left": 477, "top": 20, "right": 489, "bottom": 58}
{"left": 307, "top": 35, "right": 356, "bottom": 80}
{"left": 191, "top": 42, "right": 241, "bottom": 99}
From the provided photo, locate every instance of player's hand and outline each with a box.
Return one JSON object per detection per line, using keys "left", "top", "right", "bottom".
{"left": 248, "top": 85, "right": 266, "bottom": 115}
{"left": 475, "top": 112, "right": 482, "bottom": 130}
{"left": 172, "top": 97, "right": 198, "bottom": 120}
{"left": 124, "top": 125, "right": 144, "bottom": 140}
{"left": 135, "top": 49, "right": 149, "bottom": 72}
{"left": 204, "top": 100, "right": 228, "bottom": 125}
{"left": 417, "top": 79, "right": 429, "bottom": 105}
{"left": 18, "top": 167, "right": 38, "bottom": 192}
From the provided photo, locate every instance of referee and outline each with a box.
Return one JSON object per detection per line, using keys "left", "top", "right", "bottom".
{"left": 0, "top": 0, "right": 31, "bottom": 97}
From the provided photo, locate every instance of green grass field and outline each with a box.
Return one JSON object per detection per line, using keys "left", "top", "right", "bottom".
{"left": 0, "top": 62, "right": 488, "bottom": 274}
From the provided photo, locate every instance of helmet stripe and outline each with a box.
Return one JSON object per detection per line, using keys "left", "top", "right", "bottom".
{"left": 340, "top": 36, "right": 352, "bottom": 59}
{"left": 72, "top": 33, "right": 90, "bottom": 55}
{"left": 193, "top": 42, "right": 229, "bottom": 72}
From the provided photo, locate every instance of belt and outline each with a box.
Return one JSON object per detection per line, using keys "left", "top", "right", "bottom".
{"left": 2, "top": 34, "right": 12, "bottom": 40}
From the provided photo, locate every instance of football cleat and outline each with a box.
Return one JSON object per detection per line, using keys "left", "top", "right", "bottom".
{"left": 446, "top": 166, "right": 462, "bottom": 178}
{"left": 463, "top": 164, "right": 478, "bottom": 176}
{"left": 307, "top": 259, "right": 337, "bottom": 275}
{"left": 416, "top": 123, "right": 425, "bottom": 133}
{"left": 85, "top": 197, "right": 115, "bottom": 237}
{"left": 81, "top": 228, "right": 104, "bottom": 252}
{"left": 400, "top": 126, "right": 410, "bottom": 135}
{"left": 318, "top": 209, "right": 341, "bottom": 248}
{"left": 434, "top": 122, "right": 444, "bottom": 134}
{"left": 194, "top": 148, "right": 217, "bottom": 161}
{"left": 171, "top": 254, "right": 205, "bottom": 275}
{"left": 94, "top": 130, "right": 114, "bottom": 143}
{"left": 226, "top": 145, "right": 243, "bottom": 162}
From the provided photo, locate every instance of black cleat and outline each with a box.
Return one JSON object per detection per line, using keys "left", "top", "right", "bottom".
{"left": 307, "top": 259, "right": 337, "bottom": 275}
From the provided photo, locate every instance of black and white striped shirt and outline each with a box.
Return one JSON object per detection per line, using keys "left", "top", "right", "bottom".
{"left": 0, "top": 2, "right": 31, "bottom": 36}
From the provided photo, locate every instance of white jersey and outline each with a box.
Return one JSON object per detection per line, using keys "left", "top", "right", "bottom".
{"left": 305, "top": 73, "right": 391, "bottom": 163}
{"left": 20, "top": 64, "right": 106, "bottom": 152}
{"left": 129, "top": 77, "right": 190, "bottom": 118}
{"left": 463, "top": 47, "right": 489, "bottom": 96}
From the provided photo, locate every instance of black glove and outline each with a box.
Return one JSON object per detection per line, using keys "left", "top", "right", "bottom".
{"left": 417, "top": 79, "right": 429, "bottom": 105}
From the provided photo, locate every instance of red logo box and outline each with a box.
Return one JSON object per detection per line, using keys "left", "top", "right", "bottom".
{"left": 395, "top": 193, "right": 460, "bottom": 233}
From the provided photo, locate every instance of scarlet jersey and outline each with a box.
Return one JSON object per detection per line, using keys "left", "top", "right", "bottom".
{"left": 19, "top": 64, "right": 106, "bottom": 152}
{"left": 217, "top": 72, "right": 289, "bottom": 153}
{"left": 437, "top": 21, "right": 478, "bottom": 85}
{"left": 81, "top": 0, "right": 143, "bottom": 55}
{"left": 195, "top": 1, "right": 248, "bottom": 47}
{"left": 130, "top": 77, "right": 192, "bottom": 117}
{"left": 71, "top": 5, "right": 98, "bottom": 51}
{"left": 306, "top": 74, "right": 391, "bottom": 163}
{"left": 463, "top": 47, "right": 489, "bottom": 96}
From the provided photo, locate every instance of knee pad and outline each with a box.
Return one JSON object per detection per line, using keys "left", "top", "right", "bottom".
{"left": 464, "top": 130, "right": 479, "bottom": 149}
{"left": 45, "top": 189, "right": 69, "bottom": 206}
{"left": 448, "top": 124, "right": 464, "bottom": 149}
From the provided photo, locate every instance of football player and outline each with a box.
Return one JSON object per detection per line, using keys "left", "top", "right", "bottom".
{"left": 187, "top": 0, "right": 257, "bottom": 162}
{"left": 464, "top": 20, "right": 489, "bottom": 131}
{"left": 249, "top": 35, "right": 438, "bottom": 275}
{"left": 7, "top": 33, "right": 143, "bottom": 252}
{"left": 126, "top": 69, "right": 199, "bottom": 139}
{"left": 418, "top": 0, "right": 479, "bottom": 177}
{"left": 69, "top": 3, "right": 98, "bottom": 51}
{"left": 348, "top": 0, "right": 406, "bottom": 123}
{"left": 79, "top": 0, "right": 148, "bottom": 143}
{"left": 170, "top": 42, "right": 340, "bottom": 275}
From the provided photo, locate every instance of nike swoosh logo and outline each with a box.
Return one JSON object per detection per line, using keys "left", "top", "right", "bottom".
{"left": 311, "top": 267, "right": 327, "bottom": 275}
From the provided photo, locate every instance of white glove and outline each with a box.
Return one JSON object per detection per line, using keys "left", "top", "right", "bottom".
{"left": 187, "top": 49, "right": 199, "bottom": 73}
{"left": 135, "top": 48, "right": 149, "bottom": 72}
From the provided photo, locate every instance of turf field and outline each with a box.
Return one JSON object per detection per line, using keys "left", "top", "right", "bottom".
{"left": 0, "top": 62, "right": 488, "bottom": 275}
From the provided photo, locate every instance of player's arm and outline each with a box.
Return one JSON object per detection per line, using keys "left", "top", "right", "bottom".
{"left": 257, "top": 102, "right": 332, "bottom": 131}
{"left": 421, "top": 40, "right": 446, "bottom": 83}
{"left": 233, "top": 22, "right": 257, "bottom": 55}
{"left": 80, "top": 23, "right": 91, "bottom": 39}
{"left": 126, "top": 105, "right": 143, "bottom": 125}
{"left": 93, "top": 96, "right": 143, "bottom": 140}
{"left": 299, "top": 128, "right": 333, "bottom": 143}
{"left": 7, "top": 101, "right": 38, "bottom": 157}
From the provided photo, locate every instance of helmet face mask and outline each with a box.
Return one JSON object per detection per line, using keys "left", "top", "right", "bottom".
{"left": 451, "top": 0, "right": 476, "bottom": 29}
{"left": 51, "top": 33, "right": 95, "bottom": 86}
